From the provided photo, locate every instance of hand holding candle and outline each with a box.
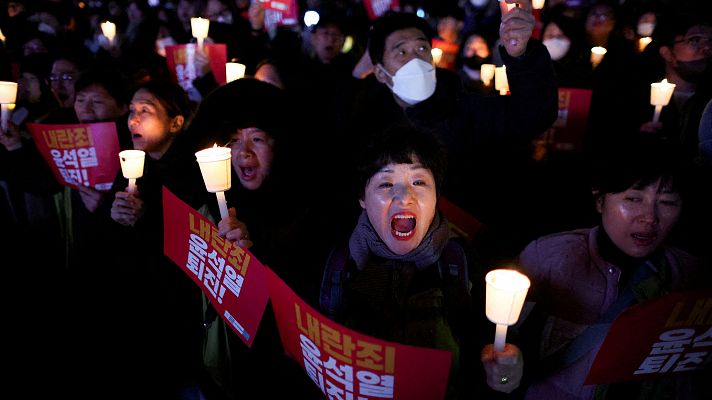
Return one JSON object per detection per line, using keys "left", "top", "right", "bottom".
{"left": 0, "top": 81, "right": 18, "bottom": 131}
{"left": 650, "top": 78, "right": 676, "bottom": 123}
{"left": 485, "top": 269, "right": 531, "bottom": 352}
{"left": 191, "top": 17, "right": 210, "bottom": 51}
{"left": 118, "top": 150, "right": 146, "bottom": 194}
{"left": 196, "top": 144, "right": 232, "bottom": 219}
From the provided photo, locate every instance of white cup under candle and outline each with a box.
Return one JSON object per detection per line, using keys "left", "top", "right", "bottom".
{"left": 191, "top": 17, "right": 210, "bottom": 50}
{"left": 590, "top": 46, "right": 607, "bottom": 68}
{"left": 431, "top": 47, "right": 443, "bottom": 66}
{"left": 196, "top": 145, "right": 232, "bottom": 219}
{"left": 100, "top": 21, "right": 116, "bottom": 45}
{"left": 638, "top": 36, "right": 652, "bottom": 53}
{"left": 0, "top": 81, "right": 18, "bottom": 131}
{"left": 226, "top": 62, "right": 246, "bottom": 83}
{"left": 480, "top": 63, "right": 495, "bottom": 86}
{"left": 485, "top": 269, "right": 531, "bottom": 352}
{"left": 119, "top": 150, "right": 145, "bottom": 194}
{"left": 494, "top": 66, "right": 509, "bottom": 95}
{"left": 650, "top": 78, "right": 676, "bottom": 123}
{"left": 532, "top": 0, "right": 546, "bottom": 9}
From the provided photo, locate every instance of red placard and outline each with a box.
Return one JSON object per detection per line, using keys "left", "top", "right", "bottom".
{"left": 165, "top": 44, "right": 228, "bottom": 90}
{"left": 586, "top": 289, "right": 712, "bottom": 384}
{"left": 363, "top": 0, "right": 400, "bottom": 20}
{"left": 163, "top": 187, "right": 270, "bottom": 348}
{"left": 536, "top": 88, "right": 593, "bottom": 155}
{"left": 26, "top": 122, "right": 120, "bottom": 191}
{"left": 264, "top": 0, "right": 298, "bottom": 28}
{"left": 266, "top": 268, "right": 453, "bottom": 400}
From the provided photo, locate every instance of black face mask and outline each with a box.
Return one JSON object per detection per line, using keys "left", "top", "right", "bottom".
{"left": 675, "top": 57, "right": 711, "bottom": 84}
{"left": 463, "top": 55, "right": 488, "bottom": 70}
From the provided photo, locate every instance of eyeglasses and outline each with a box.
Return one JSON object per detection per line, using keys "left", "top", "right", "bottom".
{"left": 48, "top": 73, "right": 75, "bottom": 83}
{"left": 673, "top": 35, "right": 712, "bottom": 50}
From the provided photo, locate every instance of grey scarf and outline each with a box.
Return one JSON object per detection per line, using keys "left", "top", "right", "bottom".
{"left": 348, "top": 209, "right": 451, "bottom": 270}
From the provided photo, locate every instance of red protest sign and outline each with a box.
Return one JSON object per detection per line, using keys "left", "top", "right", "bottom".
{"left": 26, "top": 122, "right": 120, "bottom": 191}
{"left": 264, "top": 0, "right": 298, "bottom": 28}
{"left": 163, "top": 187, "right": 270, "bottom": 348}
{"left": 165, "top": 43, "right": 228, "bottom": 90}
{"left": 534, "top": 88, "right": 592, "bottom": 158}
{"left": 363, "top": 0, "right": 400, "bottom": 20}
{"left": 266, "top": 268, "right": 452, "bottom": 400}
{"left": 586, "top": 289, "right": 712, "bottom": 384}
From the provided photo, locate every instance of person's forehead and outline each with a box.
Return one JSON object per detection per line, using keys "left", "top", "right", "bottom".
{"left": 79, "top": 85, "right": 112, "bottom": 98}
{"left": 685, "top": 24, "right": 712, "bottom": 37}
{"left": 385, "top": 28, "right": 429, "bottom": 47}
{"left": 52, "top": 60, "right": 78, "bottom": 73}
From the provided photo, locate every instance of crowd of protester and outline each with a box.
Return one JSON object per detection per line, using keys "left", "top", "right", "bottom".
{"left": 0, "top": 0, "right": 710, "bottom": 399}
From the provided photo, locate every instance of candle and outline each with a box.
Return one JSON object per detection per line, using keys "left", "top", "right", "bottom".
{"left": 590, "top": 46, "right": 607, "bottom": 68}
{"left": 226, "top": 62, "right": 246, "bottom": 83}
{"left": 485, "top": 269, "right": 531, "bottom": 352}
{"left": 196, "top": 144, "right": 232, "bottom": 219}
{"left": 532, "top": 0, "right": 546, "bottom": 9}
{"left": 0, "top": 28, "right": 5, "bottom": 44}
{"left": 191, "top": 17, "right": 210, "bottom": 50}
{"left": 118, "top": 150, "right": 146, "bottom": 194}
{"left": 650, "top": 78, "right": 676, "bottom": 123}
{"left": 499, "top": 0, "right": 517, "bottom": 13}
{"left": 0, "top": 81, "right": 17, "bottom": 131}
{"left": 494, "top": 66, "right": 509, "bottom": 95}
{"left": 100, "top": 21, "right": 116, "bottom": 45}
{"left": 638, "top": 36, "right": 652, "bottom": 53}
{"left": 480, "top": 63, "right": 495, "bottom": 86}
{"left": 431, "top": 47, "right": 443, "bottom": 66}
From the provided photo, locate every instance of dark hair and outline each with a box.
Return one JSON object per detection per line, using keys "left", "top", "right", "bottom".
{"left": 368, "top": 12, "right": 436, "bottom": 65}
{"left": 133, "top": 79, "right": 192, "bottom": 121}
{"left": 356, "top": 123, "right": 447, "bottom": 199}
{"left": 589, "top": 137, "right": 687, "bottom": 199}
{"left": 74, "top": 67, "right": 131, "bottom": 107}
{"left": 653, "top": 11, "right": 712, "bottom": 47}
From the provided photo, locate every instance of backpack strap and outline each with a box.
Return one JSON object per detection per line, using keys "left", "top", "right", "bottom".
{"left": 438, "top": 238, "right": 472, "bottom": 297}
{"left": 320, "top": 245, "right": 351, "bottom": 320}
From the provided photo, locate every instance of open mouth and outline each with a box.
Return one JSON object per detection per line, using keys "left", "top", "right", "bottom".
{"left": 239, "top": 165, "right": 257, "bottom": 181}
{"left": 631, "top": 232, "right": 657, "bottom": 246}
{"left": 391, "top": 213, "right": 416, "bottom": 240}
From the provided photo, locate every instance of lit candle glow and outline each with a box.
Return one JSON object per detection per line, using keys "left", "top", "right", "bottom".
{"left": 226, "top": 62, "right": 246, "bottom": 83}
{"left": 532, "top": 0, "right": 546, "bottom": 9}
{"left": 480, "top": 64, "right": 495, "bottom": 86}
{"left": 196, "top": 144, "right": 232, "bottom": 219}
{"left": 118, "top": 150, "right": 145, "bottom": 194}
{"left": 590, "top": 46, "right": 607, "bottom": 68}
{"left": 638, "top": 36, "right": 652, "bottom": 53}
{"left": 100, "top": 21, "right": 116, "bottom": 45}
{"left": 485, "top": 269, "right": 531, "bottom": 352}
{"left": 494, "top": 66, "right": 509, "bottom": 95}
{"left": 650, "top": 78, "right": 676, "bottom": 123}
{"left": 191, "top": 17, "right": 210, "bottom": 50}
{"left": 0, "top": 81, "right": 18, "bottom": 131}
{"left": 431, "top": 47, "right": 443, "bottom": 66}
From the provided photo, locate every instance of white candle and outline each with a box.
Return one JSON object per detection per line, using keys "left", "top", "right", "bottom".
{"left": 590, "top": 46, "right": 607, "bottom": 68}
{"left": 100, "top": 21, "right": 116, "bottom": 45}
{"left": 532, "top": 0, "right": 546, "bottom": 9}
{"left": 0, "top": 28, "right": 6, "bottom": 44}
{"left": 485, "top": 269, "right": 531, "bottom": 352}
{"left": 226, "top": 62, "right": 246, "bottom": 83}
{"left": 191, "top": 17, "right": 210, "bottom": 50}
{"left": 431, "top": 47, "right": 443, "bottom": 66}
{"left": 0, "top": 81, "right": 17, "bottom": 131}
{"left": 480, "top": 63, "right": 495, "bottom": 86}
{"left": 638, "top": 36, "right": 652, "bottom": 53}
{"left": 119, "top": 150, "right": 145, "bottom": 194}
{"left": 196, "top": 145, "right": 232, "bottom": 219}
{"left": 494, "top": 66, "right": 509, "bottom": 95}
{"left": 650, "top": 78, "right": 676, "bottom": 123}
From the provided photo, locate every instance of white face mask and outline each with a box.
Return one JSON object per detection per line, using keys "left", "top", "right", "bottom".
{"left": 470, "top": 0, "right": 489, "bottom": 8}
{"left": 543, "top": 37, "right": 571, "bottom": 61}
{"left": 381, "top": 58, "right": 437, "bottom": 105}
{"left": 637, "top": 22, "right": 655, "bottom": 37}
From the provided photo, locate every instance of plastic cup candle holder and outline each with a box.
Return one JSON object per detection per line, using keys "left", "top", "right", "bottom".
{"left": 226, "top": 62, "right": 246, "bottom": 83}
{"left": 590, "top": 46, "right": 607, "bottom": 68}
{"left": 0, "top": 81, "right": 18, "bottom": 131}
{"left": 196, "top": 145, "right": 232, "bottom": 219}
{"left": 494, "top": 66, "right": 509, "bottom": 96}
{"left": 532, "top": 0, "right": 546, "bottom": 9}
{"left": 100, "top": 21, "right": 116, "bottom": 45}
{"left": 191, "top": 17, "right": 210, "bottom": 50}
{"left": 638, "top": 36, "right": 652, "bottom": 52}
{"left": 431, "top": 48, "right": 443, "bottom": 66}
{"left": 485, "top": 269, "right": 531, "bottom": 352}
{"left": 118, "top": 150, "right": 146, "bottom": 194}
{"left": 480, "top": 64, "right": 496, "bottom": 86}
{"left": 650, "top": 79, "right": 676, "bottom": 123}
